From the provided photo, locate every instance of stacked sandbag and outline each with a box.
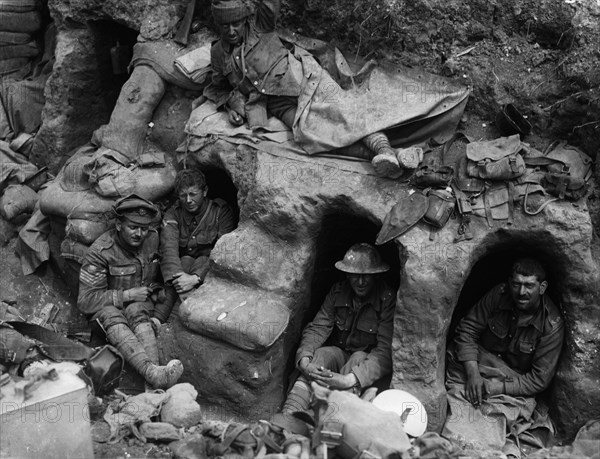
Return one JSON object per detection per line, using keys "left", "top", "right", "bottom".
{"left": 39, "top": 140, "right": 177, "bottom": 270}
{"left": 0, "top": 0, "right": 42, "bottom": 80}
{"left": 0, "top": 183, "right": 38, "bottom": 221}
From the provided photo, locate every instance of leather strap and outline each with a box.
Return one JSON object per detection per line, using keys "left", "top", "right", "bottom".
{"left": 222, "top": 424, "right": 252, "bottom": 451}
{"left": 450, "top": 180, "right": 472, "bottom": 215}
{"left": 483, "top": 185, "right": 494, "bottom": 228}
{"left": 441, "top": 131, "right": 471, "bottom": 166}
{"left": 507, "top": 180, "right": 515, "bottom": 225}
{"left": 523, "top": 156, "right": 566, "bottom": 169}
{"left": 5, "top": 321, "right": 94, "bottom": 361}
{"left": 523, "top": 184, "right": 558, "bottom": 215}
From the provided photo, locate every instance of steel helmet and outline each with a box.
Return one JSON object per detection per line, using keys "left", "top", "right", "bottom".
{"left": 334, "top": 243, "right": 389, "bottom": 274}
{"left": 372, "top": 389, "right": 428, "bottom": 437}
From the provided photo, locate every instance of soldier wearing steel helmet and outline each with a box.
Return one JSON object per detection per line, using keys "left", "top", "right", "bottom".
{"left": 280, "top": 242, "right": 396, "bottom": 415}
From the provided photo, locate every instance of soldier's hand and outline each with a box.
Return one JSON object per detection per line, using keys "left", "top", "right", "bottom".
{"left": 465, "top": 373, "right": 486, "bottom": 407}
{"left": 228, "top": 108, "right": 244, "bottom": 126}
{"left": 311, "top": 370, "right": 356, "bottom": 390}
{"left": 462, "top": 360, "right": 486, "bottom": 407}
{"left": 172, "top": 272, "right": 201, "bottom": 293}
{"left": 298, "top": 356, "right": 320, "bottom": 377}
{"left": 125, "top": 286, "right": 151, "bottom": 302}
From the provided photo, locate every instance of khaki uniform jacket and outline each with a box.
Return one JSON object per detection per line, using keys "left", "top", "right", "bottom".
{"left": 296, "top": 279, "right": 396, "bottom": 388}
{"left": 78, "top": 229, "right": 160, "bottom": 316}
{"left": 203, "top": 0, "right": 302, "bottom": 127}
{"left": 455, "top": 283, "right": 564, "bottom": 396}
{"left": 160, "top": 199, "right": 235, "bottom": 281}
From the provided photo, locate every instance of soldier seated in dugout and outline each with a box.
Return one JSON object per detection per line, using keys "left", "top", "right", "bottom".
{"left": 443, "top": 258, "right": 564, "bottom": 458}
{"left": 273, "top": 243, "right": 396, "bottom": 430}
{"left": 154, "top": 169, "right": 236, "bottom": 323}
{"left": 77, "top": 194, "right": 183, "bottom": 389}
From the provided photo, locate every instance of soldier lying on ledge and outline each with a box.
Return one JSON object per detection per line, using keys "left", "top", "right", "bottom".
{"left": 443, "top": 258, "right": 564, "bottom": 458}
{"left": 204, "top": 0, "right": 423, "bottom": 178}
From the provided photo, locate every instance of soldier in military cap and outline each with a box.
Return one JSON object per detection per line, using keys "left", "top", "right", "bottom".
{"left": 78, "top": 194, "right": 183, "bottom": 389}
{"left": 155, "top": 169, "right": 236, "bottom": 322}
{"left": 279, "top": 243, "right": 396, "bottom": 416}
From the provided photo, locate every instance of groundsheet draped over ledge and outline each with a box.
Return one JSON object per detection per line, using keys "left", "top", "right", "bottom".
{"left": 184, "top": 46, "right": 469, "bottom": 157}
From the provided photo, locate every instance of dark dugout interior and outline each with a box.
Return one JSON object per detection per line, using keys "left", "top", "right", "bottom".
{"left": 201, "top": 166, "right": 240, "bottom": 227}
{"left": 87, "top": 20, "right": 138, "bottom": 112}
{"left": 301, "top": 212, "right": 402, "bottom": 330}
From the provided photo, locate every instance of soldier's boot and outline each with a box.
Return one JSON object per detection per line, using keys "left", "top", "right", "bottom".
{"left": 395, "top": 145, "right": 424, "bottom": 169}
{"left": 105, "top": 324, "right": 183, "bottom": 389}
{"left": 133, "top": 322, "right": 159, "bottom": 365}
{"left": 153, "top": 287, "right": 178, "bottom": 323}
{"left": 282, "top": 378, "right": 312, "bottom": 414}
{"left": 363, "top": 132, "right": 404, "bottom": 179}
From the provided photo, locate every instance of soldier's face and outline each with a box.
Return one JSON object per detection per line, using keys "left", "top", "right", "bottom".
{"left": 178, "top": 185, "right": 207, "bottom": 214}
{"left": 116, "top": 219, "right": 149, "bottom": 249}
{"left": 347, "top": 273, "right": 376, "bottom": 299}
{"left": 220, "top": 19, "right": 245, "bottom": 46}
{"left": 508, "top": 273, "right": 547, "bottom": 313}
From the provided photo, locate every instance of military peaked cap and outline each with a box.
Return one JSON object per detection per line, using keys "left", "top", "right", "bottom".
{"left": 113, "top": 194, "right": 158, "bottom": 225}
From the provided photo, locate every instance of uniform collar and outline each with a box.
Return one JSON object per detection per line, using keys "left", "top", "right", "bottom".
{"left": 500, "top": 283, "right": 548, "bottom": 331}
{"left": 337, "top": 278, "right": 386, "bottom": 309}
{"left": 179, "top": 200, "right": 211, "bottom": 225}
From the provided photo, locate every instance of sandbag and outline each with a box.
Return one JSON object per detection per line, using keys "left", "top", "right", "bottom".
{"left": 0, "top": 0, "right": 39, "bottom": 13}
{"left": 39, "top": 180, "right": 117, "bottom": 219}
{"left": 0, "top": 41, "right": 38, "bottom": 60}
{"left": 83, "top": 148, "right": 137, "bottom": 198}
{"left": 41, "top": 154, "right": 176, "bottom": 218}
{"left": 0, "top": 31, "right": 32, "bottom": 46}
{"left": 101, "top": 65, "right": 166, "bottom": 160}
{"left": 133, "top": 145, "right": 177, "bottom": 201}
{"left": 60, "top": 237, "right": 89, "bottom": 265}
{"left": 65, "top": 215, "right": 114, "bottom": 245}
{"left": 57, "top": 143, "right": 97, "bottom": 192}
{"left": 83, "top": 145, "right": 176, "bottom": 199}
{"left": 0, "top": 56, "right": 30, "bottom": 76}
{"left": 0, "top": 11, "right": 42, "bottom": 33}
{"left": 160, "top": 383, "right": 203, "bottom": 428}
{"left": 0, "top": 183, "right": 37, "bottom": 220}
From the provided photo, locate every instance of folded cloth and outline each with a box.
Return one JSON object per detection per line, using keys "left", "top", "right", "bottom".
{"left": 442, "top": 346, "right": 555, "bottom": 458}
{"left": 174, "top": 44, "right": 212, "bottom": 84}
{"left": 131, "top": 41, "right": 209, "bottom": 91}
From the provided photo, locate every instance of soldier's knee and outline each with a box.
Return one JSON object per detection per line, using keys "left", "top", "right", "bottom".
{"left": 96, "top": 307, "right": 128, "bottom": 329}
{"left": 125, "top": 301, "right": 152, "bottom": 329}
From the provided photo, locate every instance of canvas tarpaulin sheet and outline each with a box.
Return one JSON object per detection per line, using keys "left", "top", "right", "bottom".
{"left": 185, "top": 45, "right": 468, "bottom": 157}
{"left": 182, "top": 103, "right": 380, "bottom": 177}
